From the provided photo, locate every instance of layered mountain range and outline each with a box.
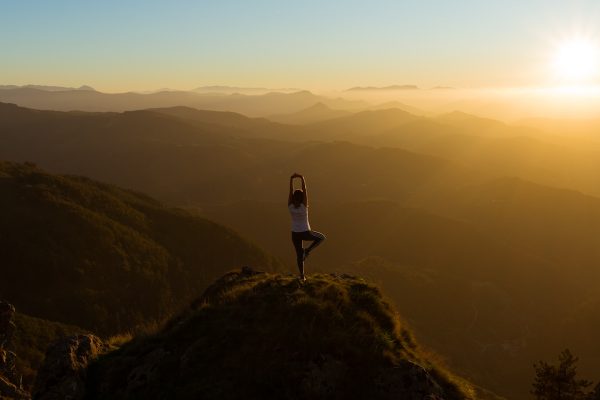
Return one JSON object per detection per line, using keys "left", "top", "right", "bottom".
{"left": 2, "top": 98, "right": 600, "bottom": 399}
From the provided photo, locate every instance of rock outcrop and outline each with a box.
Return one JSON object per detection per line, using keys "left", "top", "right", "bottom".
{"left": 32, "top": 335, "right": 106, "bottom": 400}
{"left": 0, "top": 301, "right": 29, "bottom": 400}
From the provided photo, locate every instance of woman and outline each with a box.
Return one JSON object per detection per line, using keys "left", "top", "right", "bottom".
{"left": 288, "top": 173, "right": 326, "bottom": 281}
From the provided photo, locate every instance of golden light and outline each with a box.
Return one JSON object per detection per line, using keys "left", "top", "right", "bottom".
{"left": 552, "top": 37, "right": 598, "bottom": 83}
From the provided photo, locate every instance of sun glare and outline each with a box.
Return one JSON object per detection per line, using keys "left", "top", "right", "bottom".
{"left": 552, "top": 37, "right": 599, "bottom": 83}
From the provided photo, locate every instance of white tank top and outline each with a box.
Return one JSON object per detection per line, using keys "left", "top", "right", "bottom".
{"left": 289, "top": 203, "right": 311, "bottom": 232}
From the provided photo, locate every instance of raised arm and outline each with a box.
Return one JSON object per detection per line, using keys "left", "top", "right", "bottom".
{"left": 288, "top": 174, "right": 295, "bottom": 205}
{"left": 299, "top": 175, "right": 308, "bottom": 206}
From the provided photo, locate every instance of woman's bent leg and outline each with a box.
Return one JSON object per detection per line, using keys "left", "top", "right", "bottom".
{"left": 305, "top": 231, "right": 326, "bottom": 254}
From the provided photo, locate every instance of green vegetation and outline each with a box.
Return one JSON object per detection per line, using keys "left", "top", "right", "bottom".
{"left": 85, "top": 269, "right": 476, "bottom": 400}
{"left": 532, "top": 350, "right": 593, "bottom": 400}
{"left": 12, "top": 312, "right": 85, "bottom": 388}
{"left": 0, "top": 162, "right": 282, "bottom": 335}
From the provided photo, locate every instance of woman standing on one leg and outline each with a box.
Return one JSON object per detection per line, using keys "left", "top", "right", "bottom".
{"left": 288, "top": 173, "right": 326, "bottom": 281}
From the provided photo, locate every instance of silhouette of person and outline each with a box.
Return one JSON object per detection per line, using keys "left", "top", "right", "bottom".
{"left": 288, "top": 173, "right": 326, "bottom": 281}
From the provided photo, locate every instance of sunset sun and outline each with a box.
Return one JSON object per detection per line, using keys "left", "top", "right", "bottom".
{"left": 552, "top": 37, "right": 599, "bottom": 83}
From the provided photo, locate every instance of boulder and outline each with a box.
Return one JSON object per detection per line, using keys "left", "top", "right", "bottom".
{"left": 0, "top": 300, "right": 28, "bottom": 400}
{"left": 0, "top": 375, "right": 29, "bottom": 400}
{"left": 32, "top": 335, "right": 106, "bottom": 400}
{"left": 0, "top": 349, "right": 17, "bottom": 384}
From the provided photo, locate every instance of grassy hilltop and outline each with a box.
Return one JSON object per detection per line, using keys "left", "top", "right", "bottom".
{"left": 84, "top": 268, "right": 485, "bottom": 400}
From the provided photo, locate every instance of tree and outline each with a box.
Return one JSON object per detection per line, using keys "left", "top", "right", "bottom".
{"left": 532, "top": 349, "right": 592, "bottom": 400}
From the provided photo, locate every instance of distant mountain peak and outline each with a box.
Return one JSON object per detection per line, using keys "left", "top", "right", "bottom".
{"left": 266, "top": 101, "right": 352, "bottom": 124}
{"left": 193, "top": 85, "right": 301, "bottom": 94}
{"left": 305, "top": 101, "right": 331, "bottom": 111}
{"left": 346, "top": 85, "right": 419, "bottom": 91}
{"left": 288, "top": 89, "right": 315, "bottom": 96}
{"left": 438, "top": 110, "right": 504, "bottom": 127}
{"left": 369, "top": 101, "right": 426, "bottom": 116}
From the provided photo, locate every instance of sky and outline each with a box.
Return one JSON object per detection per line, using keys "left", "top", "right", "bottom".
{"left": 2, "top": 0, "right": 600, "bottom": 92}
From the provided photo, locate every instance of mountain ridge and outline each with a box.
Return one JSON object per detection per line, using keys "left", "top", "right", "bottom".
{"left": 0, "top": 88, "right": 367, "bottom": 116}
{"left": 267, "top": 102, "right": 353, "bottom": 124}
{"left": 0, "top": 84, "right": 95, "bottom": 92}
{"left": 346, "top": 85, "right": 420, "bottom": 91}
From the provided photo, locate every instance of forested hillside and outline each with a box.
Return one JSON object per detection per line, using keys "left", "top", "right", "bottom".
{"left": 0, "top": 162, "right": 282, "bottom": 334}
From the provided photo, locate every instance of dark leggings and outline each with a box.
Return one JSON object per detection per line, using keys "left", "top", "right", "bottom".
{"left": 291, "top": 230, "right": 326, "bottom": 275}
